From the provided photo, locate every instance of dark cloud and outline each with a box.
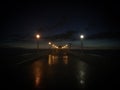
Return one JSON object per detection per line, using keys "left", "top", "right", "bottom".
{"left": 87, "top": 31, "right": 120, "bottom": 40}
{"left": 47, "top": 16, "right": 68, "bottom": 30}
{"left": 37, "top": 16, "right": 68, "bottom": 33}
{"left": 44, "top": 30, "right": 78, "bottom": 41}
{"left": 0, "top": 32, "right": 35, "bottom": 43}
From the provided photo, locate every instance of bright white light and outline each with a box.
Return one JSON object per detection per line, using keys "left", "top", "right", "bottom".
{"left": 36, "top": 34, "right": 40, "bottom": 39}
{"left": 48, "top": 42, "right": 51, "bottom": 45}
{"left": 80, "top": 35, "right": 84, "bottom": 39}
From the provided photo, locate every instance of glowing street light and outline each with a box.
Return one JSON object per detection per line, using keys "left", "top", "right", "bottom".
{"left": 48, "top": 42, "right": 52, "bottom": 53}
{"left": 36, "top": 34, "right": 40, "bottom": 39}
{"left": 80, "top": 34, "right": 84, "bottom": 53}
{"left": 36, "top": 34, "right": 40, "bottom": 49}
{"left": 48, "top": 42, "right": 51, "bottom": 45}
{"left": 80, "top": 34, "right": 84, "bottom": 39}
{"left": 65, "top": 44, "right": 68, "bottom": 47}
{"left": 52, "top": 44, "right": 55, "bottom": 47}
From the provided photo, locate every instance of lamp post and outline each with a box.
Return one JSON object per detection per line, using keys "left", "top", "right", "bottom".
{"left": 48, "top": 42, "right": 51, "bottom": 45}
{"left": 48, "top": 42, "right": 52, "bottom": 53}
{"left": 36, "top": 34, "right": 40, "bottom": 50}
{"left": 80, "top": 34, "right": 84, "bottom": 53}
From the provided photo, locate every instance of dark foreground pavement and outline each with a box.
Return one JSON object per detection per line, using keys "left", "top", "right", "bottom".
{"left": 0, "top": 50, "right": 120, "bottom": 90}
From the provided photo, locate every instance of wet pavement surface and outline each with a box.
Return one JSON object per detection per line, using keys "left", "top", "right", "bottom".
{"left": 0, "top": 52, "right": 119, "bottom": 90}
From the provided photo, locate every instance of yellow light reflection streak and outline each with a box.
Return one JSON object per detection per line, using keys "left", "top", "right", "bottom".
{"left": 63, "top": 55, "right": 68, "bottom": 64}
{"left": 32, "top": 61, "right": 43, "bottom": 88}
{"left": 48, "top": 54, "right": 58, "bottom": 65}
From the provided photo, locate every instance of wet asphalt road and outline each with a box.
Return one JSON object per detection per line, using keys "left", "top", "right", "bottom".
{"left": 0, "top": 53, "right": 119, "bottom": 90}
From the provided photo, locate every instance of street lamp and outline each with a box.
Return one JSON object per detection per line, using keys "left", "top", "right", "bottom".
{"left": 48, "top": 42, "right": 51, "bottom": 45}
{"left": 36, "top": 34, "right": 40, "bottom": 39}
{"left": 80, "top": 34, "right": 84, "bottom": 53}
{"left": 36, "top": 34, "right": 40, "bottom": 49}
{"left": 48, "top": 42, "right": 52, "bottom": 53}
{"left": 80, "top": 35, "right": 84, "bottom": 39}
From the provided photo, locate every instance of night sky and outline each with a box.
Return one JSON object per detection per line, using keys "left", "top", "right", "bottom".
{"left": 0, "top": 1, "right": 120, "bottom": 49}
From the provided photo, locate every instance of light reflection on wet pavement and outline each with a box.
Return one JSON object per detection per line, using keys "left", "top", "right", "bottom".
{"left": 0, "top": 53, "right": 117, "bottom": 90}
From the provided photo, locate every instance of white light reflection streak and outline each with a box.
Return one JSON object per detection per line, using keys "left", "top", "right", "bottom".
{"left": 77, "top": 61, "right": 88, "bottom": 87}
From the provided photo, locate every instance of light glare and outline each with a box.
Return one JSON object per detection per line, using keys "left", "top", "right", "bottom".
{"left": 80, "top": 35, "right": 84, "bottom": 39}
{"left": 36, "top": 34, "right": 40, "bottom": 39}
